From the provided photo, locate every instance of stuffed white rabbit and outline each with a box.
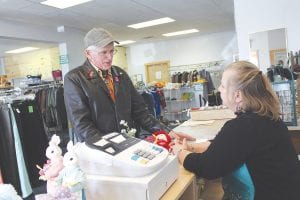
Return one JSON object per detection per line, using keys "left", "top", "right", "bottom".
{"left": 55, "top": 141, "right": 85, "bottom": 200}
{"left": 36, "top": 140, "right": 85, "bottom": 200}
{"left": 36, "top": 134, "right": 64, "bottom": 198}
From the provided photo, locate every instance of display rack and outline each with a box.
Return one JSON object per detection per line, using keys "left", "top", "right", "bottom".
{"left": 162, "top": 87, "right": 193, "bottom": 122}
{"left": 272, "top": 79, "right": 297, "bottom": 126}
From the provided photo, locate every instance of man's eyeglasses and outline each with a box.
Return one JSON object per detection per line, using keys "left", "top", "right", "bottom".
{"left": 97, "top": 49, "right": 118, "bottom": 57}
{"left": 86, "top": 46, "right": 118, "bottom": 57}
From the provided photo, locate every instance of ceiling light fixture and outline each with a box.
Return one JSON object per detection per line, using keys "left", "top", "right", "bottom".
{"left": 128, "top": 17, "right": 175, "bottom": 29}
{"left": 162, "top": 29, "right": 199, "bottom": 37}
{"left": 41, "top": 0, "right": 93, "bottom": 9}
{"left": 117, "top": 40, "right": 136, "bottom": 45}
{"left": 5, "top": 47, "right": 40, "bottom": 54}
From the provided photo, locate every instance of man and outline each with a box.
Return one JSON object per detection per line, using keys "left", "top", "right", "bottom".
{"left": 64, "top": 27, "right": 192, "bottom": 142}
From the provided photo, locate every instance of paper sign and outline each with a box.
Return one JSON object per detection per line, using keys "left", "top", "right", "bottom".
{"left": 155, "top": 71, "right": 161, "bottom": 79}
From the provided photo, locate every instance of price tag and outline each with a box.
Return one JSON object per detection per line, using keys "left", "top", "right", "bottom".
{"left": 28, "top": 106, "right": 33, "bottom": 113}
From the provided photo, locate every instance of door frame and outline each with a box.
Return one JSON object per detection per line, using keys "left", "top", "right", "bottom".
{"left": 144, "top": 60, "right": 170, "bottom": 83}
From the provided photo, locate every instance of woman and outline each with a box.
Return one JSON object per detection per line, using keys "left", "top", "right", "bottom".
{"left": 172, "top": 61, "right": 300, "bottom": 199}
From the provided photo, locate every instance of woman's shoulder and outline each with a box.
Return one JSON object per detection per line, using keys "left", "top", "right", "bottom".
{"left": 227, "top": 112, "right": 287, "bottom": 133}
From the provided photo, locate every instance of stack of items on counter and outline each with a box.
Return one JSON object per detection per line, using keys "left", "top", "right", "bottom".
{"left": 0, "top": 75, "right": 12, "bottom": 89}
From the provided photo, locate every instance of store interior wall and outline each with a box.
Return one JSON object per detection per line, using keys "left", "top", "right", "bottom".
{"left": 113, "top": 46, "right": 128, "bottom": 72}
{"left": 234, "top": 0, "right": 300, "bottom": 64}
{"left": 250, "top": 31, "right": 270, "bottom": 70}
{"left": 61, "top": 26, "right": 85, "bottom": 71}
{"left": 0, "top": 19, "right": 131, "bottom": 81}
{"left": 0, "top": 20, "right": 86, "bottom": 77}
{"left": 268, "top": 29, "right": 286, "bottom": 50}
{"left": 126, "top": 30, "right": 237, "bottom": 82}
{"left": 4, "top": 47, "right": 60, "bottom": 80}
{"left": 249, "top": 28, "right": 287, "bottom": 71}
{"left": 0, "top": 58, "right": 4, "bottom": 74}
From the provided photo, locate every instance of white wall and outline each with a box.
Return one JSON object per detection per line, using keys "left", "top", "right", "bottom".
{"left": 234, "top": 0, "right": 300, "bottom": 62}
{"left": 268, "top": 28, "right": 286, "bottom": 50}
{"left": 250, "top": 31, "right": 270, "bottom": 70}
{"left": 0, "top": 58, "right": 5, "bottom": 75}
{"left": 127, "top": 31, "right": 237, "bottom": 80}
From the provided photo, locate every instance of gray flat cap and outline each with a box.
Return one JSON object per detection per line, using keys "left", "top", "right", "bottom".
{"left": 84, "top": 27, "right": 119, "bottom": 49}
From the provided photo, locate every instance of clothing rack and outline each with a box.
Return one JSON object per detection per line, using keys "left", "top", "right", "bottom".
{"left": 170, "top": 60, "right": 225, "bottom": 73}
{"left": 0, "top": 93, "right": 35, "bottom": 104}
{"left": 24, "top": 81, "right": 63, "bottom": 90}
{"left": 0, "top": 82, "right": 62, "bottom": 103}
{"left": 0, "top": 87, "right": 22, "bottom": 96}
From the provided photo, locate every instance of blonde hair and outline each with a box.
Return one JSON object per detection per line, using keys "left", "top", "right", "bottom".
{"left": 226, "top": 61, "right": 280, "bottom": 120}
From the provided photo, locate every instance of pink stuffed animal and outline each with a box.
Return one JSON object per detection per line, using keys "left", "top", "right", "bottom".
{"left": 36, "top": 141, "right": 85, "bottom": 200}
{"left": 37, "top": 134, "right": 64, "bottom": 196}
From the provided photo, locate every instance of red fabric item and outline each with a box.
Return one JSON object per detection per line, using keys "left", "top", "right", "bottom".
{"left": 52, "top": 70, "right": 62, "bottom": 81}
{"left": 146, "top": 130, "right": 172, "bottom": 150}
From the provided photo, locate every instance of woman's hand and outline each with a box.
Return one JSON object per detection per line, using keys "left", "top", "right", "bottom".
{"left": 171, "top": 138, "right": 191, "bottom": 164}
{"left": 169, "top": 131, "right": 196, "bottom": 142}
{"left": 172, "top": 138, "right": 187, "bottom": 155}
{"left": 187, "top": 141, "right": 211, "bottom": 153}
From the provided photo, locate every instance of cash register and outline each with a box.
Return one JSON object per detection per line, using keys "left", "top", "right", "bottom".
{"left": 74, "top": 132, "right": 179, "bottom": 200}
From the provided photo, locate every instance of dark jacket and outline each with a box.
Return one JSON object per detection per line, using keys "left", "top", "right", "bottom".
{"left": 64, "top": 60, "right": 169, "bottom": 141}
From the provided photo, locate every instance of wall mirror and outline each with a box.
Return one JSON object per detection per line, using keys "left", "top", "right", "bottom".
{"left": 249, "top": 28, "right": 287, "bottom": 72}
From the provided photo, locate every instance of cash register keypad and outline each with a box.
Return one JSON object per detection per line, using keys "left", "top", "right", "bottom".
{"left": 131, "top": 145, "right": 164, "bottom": 164}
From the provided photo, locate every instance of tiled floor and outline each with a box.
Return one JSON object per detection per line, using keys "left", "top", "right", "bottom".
{"left": 199, "top": 179, "right": 224, "bottom": 200}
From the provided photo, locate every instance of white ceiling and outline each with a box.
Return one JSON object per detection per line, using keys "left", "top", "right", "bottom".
{"left": 0, "top": 0, "right": 235, "bottom": 57}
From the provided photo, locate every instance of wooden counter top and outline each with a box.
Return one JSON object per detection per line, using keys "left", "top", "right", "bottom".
{"left": 173, "top": 119, "right": 300, "bottom": 154}
{"left": 161, "top": 166, "right": 197, "bottom": 200}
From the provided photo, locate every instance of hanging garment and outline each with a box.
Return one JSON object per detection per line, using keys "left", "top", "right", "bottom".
{"left": 150, "top": 90, "right": 161, "bottom": 117}
{"left": 0, "top": 104, "right": 22, "bottom": 194}
{"left": 35, "top": 86, "right": 68, "bottom": 135}
{"left": 9, "top": 104, "right": 33, "bottom": 198}
{"left": 141, "top": 91, "right": 156, "bottom": 118}
{"left": 54, "top": 87, "right": 68, "bottom": 129}
{"left": 12, "top": 100, "right": 48, "bottom": 188}
{"left": 157, "top": 89, "right": 166, "bottom": 109}
{"left": 200, "top": 70, "right": 215, "bottom": 93}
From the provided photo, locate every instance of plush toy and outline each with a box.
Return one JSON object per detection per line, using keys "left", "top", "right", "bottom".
{"left": 35, "top": 134, "right": 64, "bottom": 200}
{"left": 0, "top": 184, "right": 22, "bottom": 200}
{"left": 55, "top": 141, "right": 85, "bottom": 200}
{"left": 146, "top": 130, "right": 172, "bottom": 150}
{"left": 36, "top": 141, "right": 85, "bottom": 200}
{"left": 37, "top": 134, "right": 64, "bottom": 195}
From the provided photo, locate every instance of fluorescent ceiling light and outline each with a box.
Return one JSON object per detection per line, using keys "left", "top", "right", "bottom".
{"left": 163, "top": 29, "right": 199, "bottom": 37}
{"left": 5, "top": 47, "right": 40, "bottom": 54}
{"left": 128, "top": 17, "right": 175, "bottom": 29}
{"left": 117, "top": 40, "right": 136, "bottom": 45}
{"left": 41, "top": 0, "right": 93, "bottom": 9}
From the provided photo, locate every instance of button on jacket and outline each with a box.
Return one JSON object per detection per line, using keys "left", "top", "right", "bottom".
{"left": 64, "top": 60, "right": 169, "bottom": 141}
